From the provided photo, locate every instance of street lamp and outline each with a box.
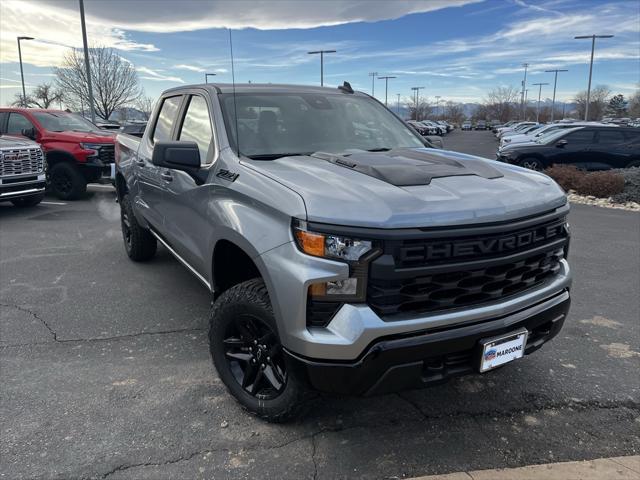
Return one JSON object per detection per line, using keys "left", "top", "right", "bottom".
{"left": 307, "top": 50, "right": 336, "bottom": 87}
{"left": 205, "top": 73, "right": 216, "bottom": 83}
{"left": 377, "top": 76, "right": 396, "bottom": 106}
{"left": 435, "top": 95, "right": 441, "bottom": 119}
{"left": 396, "top": 93, "right": 401, "bottom": 115}
{"left": 520, "top": 63, "right": 529, "bottom": 120}
{"left": 411, "top": 86, "right": 425, "bottom": 121}
{"left": 79, "top": 0, "right": 96, "bottom": 123}
{"left": 574, "top": 34, "right": 614, "bottom": 120}
{"left": 545, "top": 69, "right": 568, "bottom": 122}
{"left": 368, "top": 72, "right": 378, "bottom": 97}
{"left": 532, "top": 82, "right": 549, "bottom": 123}
{"left": 17, "top": 36, "right": 34, "bottom": 107}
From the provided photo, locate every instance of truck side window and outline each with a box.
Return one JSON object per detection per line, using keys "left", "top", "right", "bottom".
{"left": 178, "top": 95, "right": 214, "bottom": 165}
{"left": 152, "top": 96, "right": 182, "bottom": 144}
{"left": 7, "top": 113, "right": 35, "bottom": 135}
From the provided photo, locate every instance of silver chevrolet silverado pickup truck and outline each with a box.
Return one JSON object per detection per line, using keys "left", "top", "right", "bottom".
{"left": 0, "top": 135, "right": 46, "bottom": 207}
{"left": 115, "top": 83, "right": 571, "bottom": 421}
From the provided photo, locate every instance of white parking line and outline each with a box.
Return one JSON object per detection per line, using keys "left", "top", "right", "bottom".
{"left": 41, "top": 201, "right": 67, "bottom": 206}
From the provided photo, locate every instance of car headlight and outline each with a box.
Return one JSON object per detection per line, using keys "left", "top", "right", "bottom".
{"left": 292, "top": 219, "right": 378, "bottom": 301}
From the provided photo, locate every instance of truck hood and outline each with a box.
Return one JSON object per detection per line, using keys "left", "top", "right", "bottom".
{"left": 0, "top": 135, "right": 39, "bottom": 148}
{"left": 243, "top": 148, "right": 566, "bottom": 228}
{"left": 43, "top": 130, "right": 115, "bottom": 143}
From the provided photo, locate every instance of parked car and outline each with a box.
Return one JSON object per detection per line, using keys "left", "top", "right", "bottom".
{"left": 461, "top": 121, "right": 472, "bottom": 130}
{"left": 496, "top": 122, "right": 538, "bottom": 139}
{"left": 497, "top": 126, "right": 640, "bottom": 170}
{"left": 0, "top": 134, "right": 46, "bottom": 207}
{"left": 406, "top": 120, "right": 429, "bottom": 136}
{"left": 0, "top": 108, "right": 116, "bottom": 200}
{"left": 115, "top": 82, "right": 571, "bottom": 421}
{"left": 119, "top": 122, "right": 147, "bottom": 138}
{"left": 475, "top": 120, "right": 487, "bottom": 130}
{"left": 436, "top": 120, "right": 452, "bottom": 133}
{"left": 493, "top": 120, "right": 518, "bottom": 134}
{"left": 500, "top": 122, "right": 617, "bottom": 147}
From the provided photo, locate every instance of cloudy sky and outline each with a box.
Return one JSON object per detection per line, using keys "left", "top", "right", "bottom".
{"left": 0, "top": 0, "right": 638, "bottom": 108}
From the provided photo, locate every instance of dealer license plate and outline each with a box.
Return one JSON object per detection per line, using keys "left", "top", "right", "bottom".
{"left": 479, "top": 329, "right": 528, "bottom": 373}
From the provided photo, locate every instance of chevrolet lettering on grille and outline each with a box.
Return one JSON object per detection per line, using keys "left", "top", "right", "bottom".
{"left": 399, "top": 221, "right": 566, "bottom": 263}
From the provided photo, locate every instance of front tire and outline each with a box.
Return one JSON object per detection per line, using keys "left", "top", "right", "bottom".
{"left": 519, "top": 157, "right": 545, "bottom": 171}
{"left": 120, "top": 194, "right": 157, "bottom": 261}
{"left": 49, "top": 163, "right": 87, "bottom": 200}
{"left": 11, "top": 193, "right": 44, "bottom": 207}
{"left": 209, "top": 279, "right": 310, "bottom": 422}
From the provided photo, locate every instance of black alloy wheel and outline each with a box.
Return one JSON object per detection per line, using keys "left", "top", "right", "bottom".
{"left": 223, "top": 313, "right": 287, "bottom": 399}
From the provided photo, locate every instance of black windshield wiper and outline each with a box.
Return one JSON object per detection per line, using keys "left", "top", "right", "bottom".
{"left": 245, "top": 152, "right": 312, "bottom": 160}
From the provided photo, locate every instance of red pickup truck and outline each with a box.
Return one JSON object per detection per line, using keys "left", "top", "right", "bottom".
{"left": 0, "top": 108, "right": 116, "bottom": 200}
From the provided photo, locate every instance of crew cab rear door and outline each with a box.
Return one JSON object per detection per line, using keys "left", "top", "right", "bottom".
{"left": 159, "top": 91, "right": 217, "bottom": 278}
{"left": 135, "top": 94, "right": 184, "bottom": 230}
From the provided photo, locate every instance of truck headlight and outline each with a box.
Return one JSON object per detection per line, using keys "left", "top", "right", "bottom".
{"left": 292, "top": 219, "right": 373, "bottom": 262}
{"left": 292, "top": 219, "right": 379, "bottom": 302}
{"left": 80, "top": 143, "right": 103, "bottom": 156}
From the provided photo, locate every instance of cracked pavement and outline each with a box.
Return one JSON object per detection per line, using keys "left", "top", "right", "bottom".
{"left": 1, "top": 150, "right": 639, "bottom": 479}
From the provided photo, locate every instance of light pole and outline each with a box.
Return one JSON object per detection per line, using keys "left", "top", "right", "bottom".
{"left": 411, "top": 87, "right": 425, "bottom": 121}
{"left": 79, "top": 0, "right": 96, "bottom": 123}
{"left": 396, "top": 93, "right": 401, "bottom": 115}
{"left": 377, "top": 76, "right": 396, "bottom": 106}
{"left": 17, "top": 36, "right": 34, "bottom": 107}
{"left": 307, "top": 50, "right": 336, "bottom": 87}
{"left": 532, "top": 82, "right": 549, "bottom": 123}
{"left": 435, "top": 95, "right": 441, "bottom": 119}
{"left": 520, "top": 63, "right": 529, "bottom": 120}
{"left": 368, "top": 72, "right": 378, "bottom": 97}
{"left": 205, "top": 73, "right": 216, "bottom": 83}
{"left": 545, "top": 69, "right": 568, "bottom": 122}
{"left": 574, "top": 34, "right": 614, "bottom": 120}
{"left": 524, "top": 89, "right": 529, "bottom": 119}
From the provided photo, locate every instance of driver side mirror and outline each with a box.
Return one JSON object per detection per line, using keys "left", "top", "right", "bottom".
{"left": 555, "top": 139, "right": 568, "bottom": 148}
{"left": 21, "top": 127, "right": 36, "bottom": 140}
{"left": 151, "top": 141, "right": 201, "bottom": 170}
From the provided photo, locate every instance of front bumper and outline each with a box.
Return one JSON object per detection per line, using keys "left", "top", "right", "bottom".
{"left": 288, "top": 289, "right": 570, "bottom": 396}
{"left": 0, "top": 174, "right": 46, "bottom": 201}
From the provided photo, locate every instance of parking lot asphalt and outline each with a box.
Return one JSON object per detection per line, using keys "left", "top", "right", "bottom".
{"left": 1, "top": 133, "right": 639, "bottom": 480}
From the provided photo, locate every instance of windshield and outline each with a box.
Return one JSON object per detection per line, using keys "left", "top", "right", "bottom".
{"left": 219, "top": 92, "right": 425, "bottom": 159}
{"left": 533, "top": 125, "right": 560, "bottom": 137}
{"left": 32, "top": 112, "right": 101, "bottom": 133}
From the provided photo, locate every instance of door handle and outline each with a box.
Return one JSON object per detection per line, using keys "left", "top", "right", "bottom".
{"left": 161, "top": 172, "right": 173, "bottom": 182}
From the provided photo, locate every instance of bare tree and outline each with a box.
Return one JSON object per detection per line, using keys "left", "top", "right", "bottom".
{"left": 10, "top": 83, "right": 63, "bottom": 109}
{"left": 55, "top": 46, "right": 141, "bottom": 120}
{"left": 483, "top": 86, "right": 519, "bottom": 123}
{"left": 444, "top": 101, "right": 466, "bottom": 125}
{"left": 629, "top": 90, "right": 640, "bottom": 118}
{"left": 406, "top": 97, "right": 433, "bottom": 121}
{"left": 135, "top": 95, "right": 156, "bottom": 120}
{"left": 574, "top": 85, "right": 611, "bottom": 121}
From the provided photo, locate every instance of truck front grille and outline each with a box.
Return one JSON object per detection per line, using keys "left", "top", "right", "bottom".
{"left": 0, "top": 148, "right": 44, "bottom": 177}
{"left": 97, "top": 144, "right": 115, "bottom": 164}
{"left": 367, "top": 212, "right": 569, "bottom": 318}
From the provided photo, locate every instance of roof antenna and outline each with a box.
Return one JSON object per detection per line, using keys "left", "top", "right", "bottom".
{"left": 229, "top": 28, "right": 240, "bottom": 157}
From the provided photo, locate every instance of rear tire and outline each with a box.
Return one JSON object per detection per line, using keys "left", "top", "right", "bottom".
{"left": 519, "top": 157, "right": 545, "bottom": 171}
{"left": 120, "top": 194, "right": 157, "bottom": 261}
{"left": 49, "top": 163, "right": 87, "bottom": 200}
{"left": 209, "top": 279, "right": 311, "bottom": 422}
{"left": 11, "top": 193, "right": 44, "bottom": 207}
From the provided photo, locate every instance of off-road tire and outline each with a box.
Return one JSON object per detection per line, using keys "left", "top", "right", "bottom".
{"left": 120, "top": 194, "right": 157, "bottom": 261}
{"left": 11, "top": 193, "right": 44, "bottom": 207}
{"left": 49, "top": 162, "right": 87, "bottom": 200}
{"left": 209, "top": 279, "right": 312, "bottom": 422}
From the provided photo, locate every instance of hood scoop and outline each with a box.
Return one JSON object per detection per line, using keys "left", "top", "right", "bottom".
{"left": 312, "top": 149, "right": 503, "bottom": 186}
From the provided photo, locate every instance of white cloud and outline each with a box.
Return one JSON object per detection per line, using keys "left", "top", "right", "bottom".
{"left": 175, "top": 64, "right": 206, "bottom": 73}
{"left": 137, "top": 66, "right": 185, "bottom": 83}
{"left": 30, "top": 0, "right": 483, "bottom": 32}
{"left": 0, "top": 0, "right": 158, "bottom": 68}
